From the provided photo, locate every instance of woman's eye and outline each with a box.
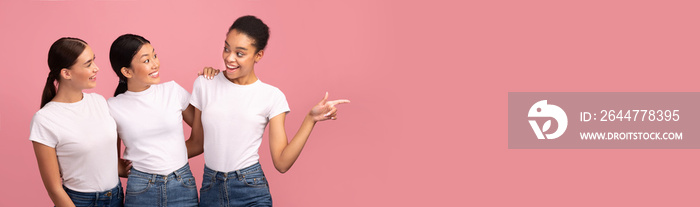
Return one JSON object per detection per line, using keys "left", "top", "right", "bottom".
{"left": 224, "top": 47, "right": 230, "bottom": 52}
{"left": 145, "top": 59, "right": 150, "bottom": 63}
{"left": 154, "top": 54, "right": 157, "bottom": 59}
{"left": 237, "top": 52, "right": 243, "bottom": 57}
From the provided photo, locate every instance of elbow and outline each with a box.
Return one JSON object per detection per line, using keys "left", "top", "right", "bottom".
{"left": 187, "top": 149, "right": 203, "bottom": 159}
{"left": 274, "top": 165, "right": 290, "bottom": 174}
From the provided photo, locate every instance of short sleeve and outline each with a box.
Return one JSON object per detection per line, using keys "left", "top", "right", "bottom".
{"left": 268, "top": 89, "right": 290, "bottom": 119}
{"left": 90, "top": 93, "right": 113, "bottom": 118}
{"left": 92, "top": 94, "right": 110, "bottom": 110}
{"left": 106, "top": 97, "right": 117, "bottom": 116}
{"left": 28, "top": 113, "right": 58, "bottom": 148}
{"left": 92, "top": 93, "right": 108, "bottom": 104}
{"left": 189, "top": 76, "right": 206, "bottom": 110}
{"left": 171, "top": 81, "right": 191, "bottom": 111}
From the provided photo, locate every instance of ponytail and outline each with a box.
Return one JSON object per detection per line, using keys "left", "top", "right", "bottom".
{"left": 114, "top": 79, "right": 128, "bottom": 96}
{"left": 42, "top": 37, "right": 87, "bottom": 108}
{"left": 40, "top": 74, "right": 58, "bottom": 108}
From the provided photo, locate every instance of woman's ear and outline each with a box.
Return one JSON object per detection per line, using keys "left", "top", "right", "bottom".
{"left": 60, "top": 68, "right": 71, "bottom": 80}
{"left": 254, "top": 50, "right": 264, "bottom": 63}
{"left": 121, "top": 67, "right": 133, "bottom": 79}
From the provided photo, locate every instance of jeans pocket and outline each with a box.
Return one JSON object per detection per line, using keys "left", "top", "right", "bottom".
{"left": 243, "top": 172, "right": 269, "bottom": 188}
{"left": 200, "top": 172, "right": 215, "bottom": 192}
{"left": 68, "top": 196, "right": 95, "bottom": 207}
{"left": 64, "top": 188, "right": 96, "bottom": 207}
{"left": 126, "top": 175, "right": 152, "bottom": 195}
{"left": 179, "top": 173, "right": 197, "bottom": 189}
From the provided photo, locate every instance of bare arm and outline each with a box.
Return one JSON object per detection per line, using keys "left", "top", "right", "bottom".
{"left": 32, "top": 142, "right": 75, "bottom": 207}
{"left": 185, "top": 107, "right": 204, "bottom": 158}
{"left": 182, "top": 104, "right": 195, "bottom": 127}
{"left": 117, "top": 137, "right": 131, "bottom": 177}
{"left": 269, "top": 92, "right": 350, "bottom": 173}
{"left": 268, "top": 113, "right": 314, "bottom": 173}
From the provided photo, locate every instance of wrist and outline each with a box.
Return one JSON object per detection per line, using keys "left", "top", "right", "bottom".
{"left": 305, "top": 113, "right": 317, "bottom": 123}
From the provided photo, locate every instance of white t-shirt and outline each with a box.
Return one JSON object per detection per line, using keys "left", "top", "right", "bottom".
{"left": 29, "top": 93, "right": 119, "bottom": 192}
{"left": 107, "top": 81, "right": 190, "bottom": 175}
{"left": 190, "top": 73, "right": 290, "bottom": 172}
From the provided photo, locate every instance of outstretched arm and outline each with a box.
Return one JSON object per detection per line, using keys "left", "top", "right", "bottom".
{"left": 33, "top": 142, "right": 75, "bottom": 207}
{"left": 269, "top": 92, "right": 350, "bottom": 173}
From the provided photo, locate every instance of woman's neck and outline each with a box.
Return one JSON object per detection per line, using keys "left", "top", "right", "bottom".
{"left": 127, "top": 82, "right": 152, "bottom": 92}
{"left": 53, "top": 84, "right": 84, "bottom": 103}
{"left": 227, "top": 71, "right": 258, "bottom": 85}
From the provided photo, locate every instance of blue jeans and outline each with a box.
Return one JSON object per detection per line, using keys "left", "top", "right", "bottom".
{"left": 199, "top": 163, "right": 272, "bottom": 207}
{"left": 124, "top": 163, "right": 199, "bottom": 207}
{"left": 63, "top": 182, "right": 123, "bottom": 207}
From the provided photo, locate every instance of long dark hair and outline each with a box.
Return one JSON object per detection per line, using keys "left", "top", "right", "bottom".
{"left": 42, "top": 37, "right": 88, "bottom": 108}
{"left": 110, "top": 34, "right": 150, "bottom": 96}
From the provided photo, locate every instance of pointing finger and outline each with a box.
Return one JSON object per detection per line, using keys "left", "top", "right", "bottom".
{"left": 327, "top": 99, "right": 350, "bottom": 107}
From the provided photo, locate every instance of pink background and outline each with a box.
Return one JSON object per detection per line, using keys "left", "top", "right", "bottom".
{"left": 0, "top": 0, "right": 698, "bottom": 206}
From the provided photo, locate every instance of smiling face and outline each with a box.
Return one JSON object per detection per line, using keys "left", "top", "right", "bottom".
{"left": 123, "top": 43, "right": 160, "bottom": 89}
{"left": 222, "top": 29, "right": 263, "bottom": 84}
{"left": 62, "top": 45, "right": 99, "bottom": 89}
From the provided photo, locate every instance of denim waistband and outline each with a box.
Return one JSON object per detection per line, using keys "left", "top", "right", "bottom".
{"left": 130, "top": 163, "right": 192, "bottom": 182}
{"left": 204, "top": 162, "right": 263, "bottom": 179}
{"left": 63, "top": 182, "right": 122, "bottom": 200}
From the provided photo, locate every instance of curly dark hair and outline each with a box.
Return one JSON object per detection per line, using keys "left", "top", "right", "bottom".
{"left": 229, "top": 15, "right": 270, "bottom": 53}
